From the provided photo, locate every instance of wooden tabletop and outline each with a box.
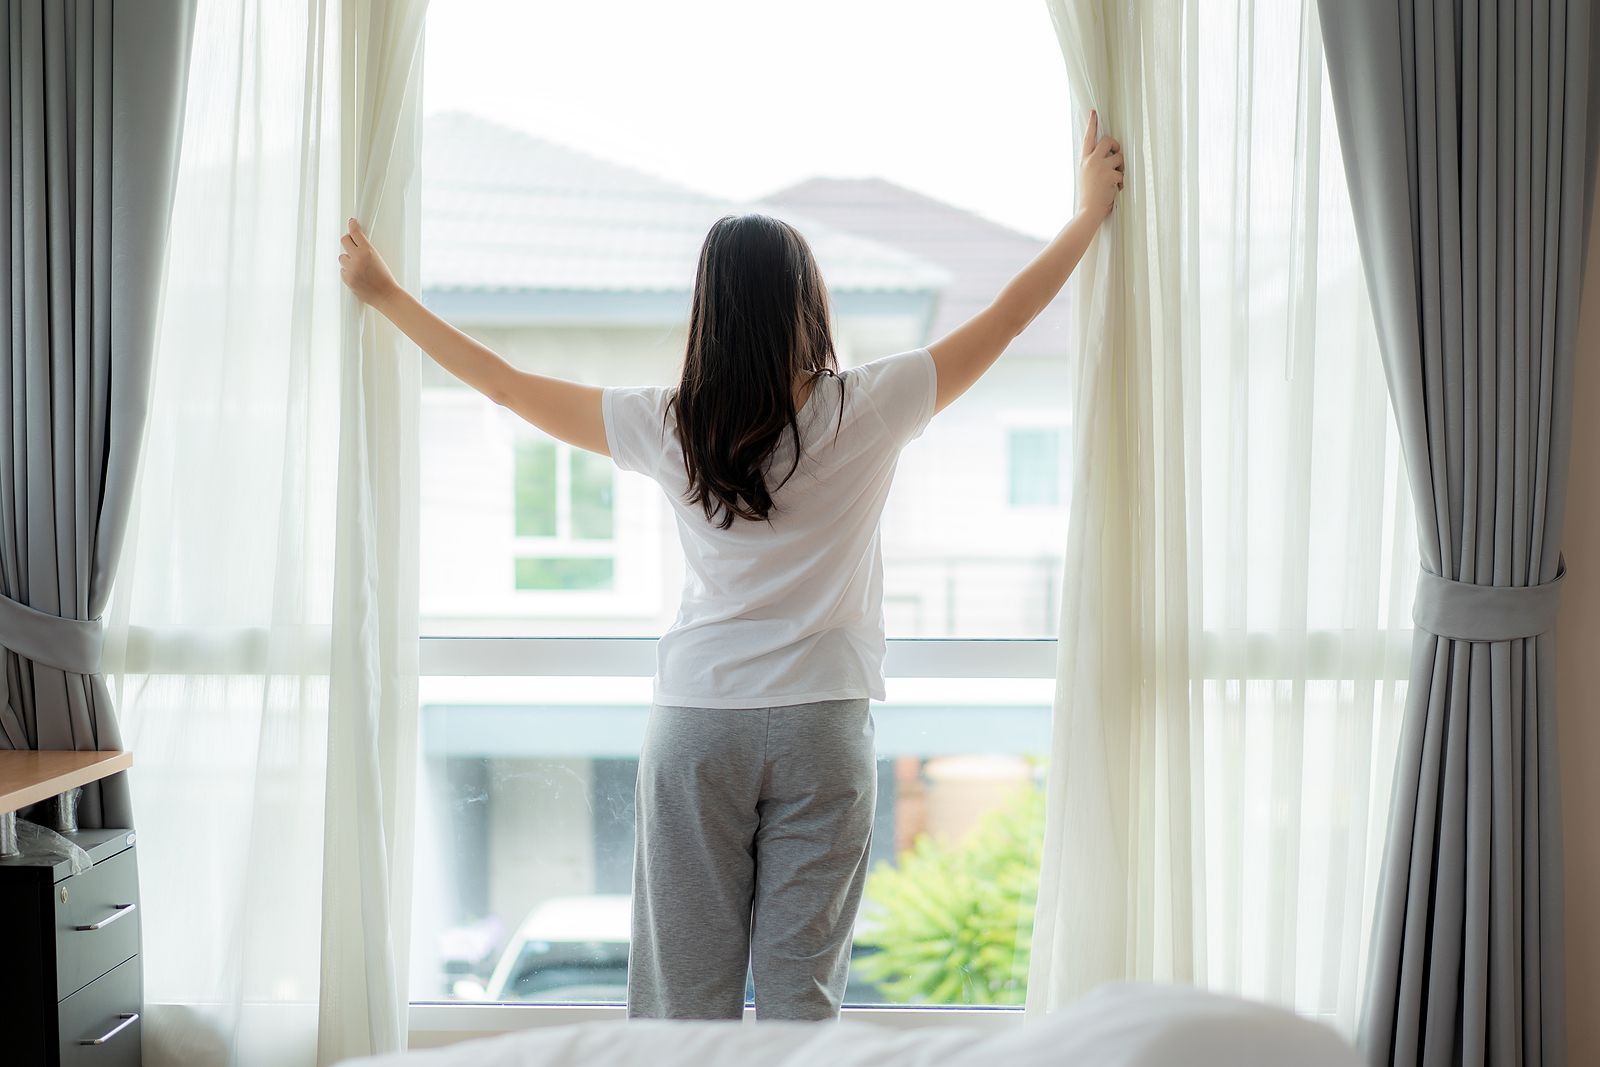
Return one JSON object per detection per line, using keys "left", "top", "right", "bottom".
{"left": 0, "top": 750, "right": 133, "bottom": 815}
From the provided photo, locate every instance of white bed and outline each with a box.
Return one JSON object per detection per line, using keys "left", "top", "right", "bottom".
{"left": 340, "top": 984, "right": 1360, "bottom": 1067}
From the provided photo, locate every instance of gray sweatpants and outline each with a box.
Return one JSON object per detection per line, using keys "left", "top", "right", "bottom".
{"left": 626, "top": 698, "right": 876, "bottom": 1021}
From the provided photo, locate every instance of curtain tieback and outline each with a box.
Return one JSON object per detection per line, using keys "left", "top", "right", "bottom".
{"left": 0, "top": 591, "right": 105, "bottom": 674}
{"left": 1412, "top": 556, "right": 1567, "bottom": 641}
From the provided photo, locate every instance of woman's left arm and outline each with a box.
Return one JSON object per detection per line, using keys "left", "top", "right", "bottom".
{"left": 339, "top": 218, "right": 609, "bottom": 456}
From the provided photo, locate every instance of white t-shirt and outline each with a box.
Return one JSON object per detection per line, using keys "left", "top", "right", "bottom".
{"left": 602, "top": 347, "right": 938, "bottom": 710}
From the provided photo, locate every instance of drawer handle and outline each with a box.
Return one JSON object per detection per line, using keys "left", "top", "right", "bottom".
{"left": 79, "top": 1012, "right": 139, "bottom": 1046}
{"left": 75, "top": 902, "right": 137, "bottom": 931}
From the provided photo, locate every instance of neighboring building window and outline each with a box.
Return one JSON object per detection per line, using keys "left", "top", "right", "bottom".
{"left": 1007, "top": 427, "right": 1063, "bottom": 508}
{"left": 513, "top": 439, "right": 616, "bottom": 591}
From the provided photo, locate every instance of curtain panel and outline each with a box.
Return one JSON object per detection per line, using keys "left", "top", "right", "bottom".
{"left": 1317, "top": 1, "right": 1600, "bottom": 1063}
{"left": 320, "top": 0, "right": 429, "bottom": 1060}
{"left": 0, "top": 0, "right": 195, "bottom": 825}
{"left": 1029, "top": 0, "right": 1202, "bottom": 1007}
{"left": 1032, "top": 0, "right": 1414, "bottom": 1034}
{"left": 101, "top": 0, "right": 428, "bottom": 1063}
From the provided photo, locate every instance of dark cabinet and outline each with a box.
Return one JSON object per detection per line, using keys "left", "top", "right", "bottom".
{"left": 0, "top": 829, "right": 142, "bottom": 1066}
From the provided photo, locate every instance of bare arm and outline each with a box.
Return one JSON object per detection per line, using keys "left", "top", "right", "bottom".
{"left": 928, "top": 110, "right": 1124, "bottom": 414}
{"left": 338, "top": 219, "right": 609, "bottom": 456}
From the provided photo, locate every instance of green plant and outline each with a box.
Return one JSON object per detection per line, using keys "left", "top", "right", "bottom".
{"left": 853, "top": 782, "right": 1046, "bottom": 1005}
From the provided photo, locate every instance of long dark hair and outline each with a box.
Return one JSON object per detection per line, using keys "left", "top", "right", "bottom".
{"left": 670, "top": 214, "right": 839, "bottom": 529}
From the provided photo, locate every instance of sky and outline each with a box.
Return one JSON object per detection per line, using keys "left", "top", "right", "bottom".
{"left": 422, "top": 0, "right": 1077, "bottom": 240}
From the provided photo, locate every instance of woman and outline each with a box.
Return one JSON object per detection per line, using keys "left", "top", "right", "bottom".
{"left": 340, "top": 111, "right": 1123, "bottom": 1021}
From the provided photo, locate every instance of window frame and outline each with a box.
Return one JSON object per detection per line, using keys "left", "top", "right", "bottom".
{"left": 111, "top": 630, "right": 1412, "bottom": 683}
{"left": 415, "top": 632, "right": 1412, "bottom": 682}
{"left": 409, "top": 634, "right": 1064, "bottom": 1035}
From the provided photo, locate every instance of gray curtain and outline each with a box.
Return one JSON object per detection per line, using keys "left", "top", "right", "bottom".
{"left": 0, "top": 0, "right": 194, "bottom": 827}
{"left": 1317, "top": 1, "right": 1600, "bottom": 1064}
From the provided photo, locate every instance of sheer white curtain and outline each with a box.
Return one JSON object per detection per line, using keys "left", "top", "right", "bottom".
{"left": 103, "top": 0, "right": 427, "bottom": 1064}
{"left": 1028, "top": 0, "right": 1201, "bottom": 1004}
{"left": 1030, "top": 0, "right": 1415, "bottom": 1036}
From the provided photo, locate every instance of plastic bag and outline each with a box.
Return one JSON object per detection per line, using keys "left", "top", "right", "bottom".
{"left": 13, "top": 817, "right": 93, "bottom": 875}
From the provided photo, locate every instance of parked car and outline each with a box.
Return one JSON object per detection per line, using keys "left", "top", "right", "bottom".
{"left": 457, "top": 894, "right": 887, "bottom": 1005}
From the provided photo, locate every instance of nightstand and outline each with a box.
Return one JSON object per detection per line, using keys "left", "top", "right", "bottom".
{"left": 0, "top": 751, "right": 141, "bottom": 1066}
{"left": 0, "top": 827, "right": 143, "bottom": 1065}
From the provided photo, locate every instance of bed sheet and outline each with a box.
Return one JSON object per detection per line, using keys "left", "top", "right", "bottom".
{"left": 341, "top": 983, "right": 1360, "bottom": 1067}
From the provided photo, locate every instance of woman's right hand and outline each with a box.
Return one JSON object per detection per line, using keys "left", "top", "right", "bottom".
{"left": 339, "top": 218, "right": 400, "bottom": 308}
{"left": 1078, "top": 110, "right": 1125, "bottom": 221}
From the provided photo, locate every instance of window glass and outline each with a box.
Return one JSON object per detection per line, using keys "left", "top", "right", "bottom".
{"left": 419, "top": 0, "right": 1076, "bottom": 640}
{"left": 512, "top": 440, "right": 557, "bottom": 538}
{"left": 569, "top": 450, "right": 615, "bottom": 541}
{"left": 410, "top": 675, "right": 1051, "bottom": 1007}
{"left": 513, "top": 557, "right": 614, "bottom": 592}
{"left": 1007, "top": 427, "right": 1063, "bottom": 508}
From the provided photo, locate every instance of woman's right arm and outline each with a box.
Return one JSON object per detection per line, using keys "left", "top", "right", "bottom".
{"left": 927, "top": 110, "right": 1124, "bottom": 415}
{"left": 339, "top": 219, "right": 609, "bottom": 456}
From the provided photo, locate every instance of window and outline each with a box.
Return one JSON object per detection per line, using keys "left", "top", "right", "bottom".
{"left": 421, "top": 367, "right": 660, "bottom": 622}
{"left": 1006, "top": 426, "right": 1064, "bottom": 508}
{"left": 412, "top": 0, "right": 1077, "bottom": 1019}
{"left": 113, "top": 0, "right": 1419, "bottom": 1042}
{"left": 408, "top": 0, "right": 1408, "bottom": 1029}
{"left": 512, "top": 439, "right": 616, "bottom": 592}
